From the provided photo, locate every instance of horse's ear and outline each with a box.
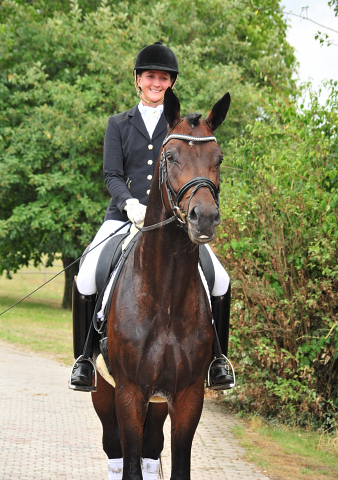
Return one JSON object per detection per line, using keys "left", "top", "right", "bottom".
{"left": 164, "top": 87, "right": 181, "bottom": 128}
{"left": 205, "top": 92, "right": 231, "bottom": 132}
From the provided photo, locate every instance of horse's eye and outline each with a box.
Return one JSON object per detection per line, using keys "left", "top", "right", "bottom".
{"left": 166, "top": 152, "right": 174, "bottom": 163}
{"left": 218, "top": 156, "right": 223, "bottom": 166}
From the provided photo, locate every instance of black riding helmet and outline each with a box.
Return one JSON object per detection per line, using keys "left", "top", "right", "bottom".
{"left": 134, "top": 41, "right": 179, "bottom": 77}
{"left": 134, "top": 42, "right": 179, "bottom": 103}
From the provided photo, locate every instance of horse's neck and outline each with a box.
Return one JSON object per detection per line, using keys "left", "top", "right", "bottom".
{"left": 138, "top": 175, "right": 200, "bottom": 296}
{"left": 138, "top": 221, "right": 199, "bottom": 288}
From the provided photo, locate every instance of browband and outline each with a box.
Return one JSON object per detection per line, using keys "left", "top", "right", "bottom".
{"left": 163, "top": 134, "right": 217, "bottom": 147}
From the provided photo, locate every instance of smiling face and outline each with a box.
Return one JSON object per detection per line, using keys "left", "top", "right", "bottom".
{"left": 136, "top": 70, "right": 172, "bottom": 107}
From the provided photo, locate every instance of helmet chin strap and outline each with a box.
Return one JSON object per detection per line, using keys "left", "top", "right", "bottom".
{"left": 133, "top": 72, "right": 178, "bottom": 107}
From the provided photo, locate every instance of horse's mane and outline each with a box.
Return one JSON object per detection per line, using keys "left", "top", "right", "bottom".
{"left": 186, "top": 113, "right": 202, "bottom": 127}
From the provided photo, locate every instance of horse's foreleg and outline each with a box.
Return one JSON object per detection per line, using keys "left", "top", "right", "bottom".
{"left": 91, "top": 372, "right": 123, "bottom": 479}
{"left": 142, "top": 402, "right": 168, "bottom": 479}
{"left": 169, "top": 385, "right": 205, "bottom": 480}
{"left": 115, "top": 384, "right": 148, "bottom": 480}
{"left": 142, "top": 402, "right": 168, "bottom": 458}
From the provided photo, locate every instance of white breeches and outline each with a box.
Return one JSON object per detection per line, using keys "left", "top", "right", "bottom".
{"left": 77, "top": 220, "right": 130, "bottom": 295}
{"left": 77, "top": 220, "right": 230, "bottom": 297}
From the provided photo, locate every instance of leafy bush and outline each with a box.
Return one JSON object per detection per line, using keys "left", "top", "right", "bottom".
{"left": 216, "top": 82, "right": 338, "bottom": 428}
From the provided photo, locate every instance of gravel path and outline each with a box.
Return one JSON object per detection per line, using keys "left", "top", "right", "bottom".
{"left": 0, "top": 341, "right": 271, "bottom": 480}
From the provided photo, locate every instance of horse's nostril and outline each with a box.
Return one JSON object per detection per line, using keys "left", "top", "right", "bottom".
{"left": 213, "top": 209, "right": 221, "bottom": 226}
{"left": 188, "top": 206, "right": 198, "bottom": 223}
{"left": 188, "top": 205, "right": 220, "bottom": 228}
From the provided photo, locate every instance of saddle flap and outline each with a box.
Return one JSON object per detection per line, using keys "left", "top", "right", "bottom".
{"left": 95, "top": 233, "right": 130, "bottom": 295}
{"left": 199, "top": 245, "right": 215, "bottom": 296}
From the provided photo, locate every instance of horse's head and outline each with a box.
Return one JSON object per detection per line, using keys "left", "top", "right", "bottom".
{"left": 162, "top": 87, "right": 230, "bottom": 245}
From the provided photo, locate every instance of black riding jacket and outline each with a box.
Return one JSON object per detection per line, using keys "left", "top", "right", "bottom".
{"left": 103, "top": 105, "right": 167, "bottom": 222}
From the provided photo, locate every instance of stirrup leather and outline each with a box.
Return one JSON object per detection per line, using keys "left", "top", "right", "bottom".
{"left": 206, "top": 354, "right": 236, "bottom": 390}
{"left": 68, "top": 355, "right": 97, "bottom": 392}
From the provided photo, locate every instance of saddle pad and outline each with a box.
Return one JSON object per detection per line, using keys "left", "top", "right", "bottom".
{"left": 122, "top": 223, "right": 141, "bottom": 251}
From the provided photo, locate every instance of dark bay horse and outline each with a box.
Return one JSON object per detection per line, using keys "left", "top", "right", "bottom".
{"left": 92, "top": 87, "right": 230, "bottom": 479}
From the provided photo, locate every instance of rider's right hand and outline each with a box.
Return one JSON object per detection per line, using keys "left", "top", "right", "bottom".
{"left": 124, "top": 198, "right": 147, "bottom": 225}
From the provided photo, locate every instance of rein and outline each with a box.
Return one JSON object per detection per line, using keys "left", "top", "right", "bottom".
{"left": 136, "top": 215, "right": 178, "bottom": 232}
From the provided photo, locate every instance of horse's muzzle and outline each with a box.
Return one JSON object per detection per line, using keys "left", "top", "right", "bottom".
{"left": 187, "top": 204, "right": 221, "bottom": 245}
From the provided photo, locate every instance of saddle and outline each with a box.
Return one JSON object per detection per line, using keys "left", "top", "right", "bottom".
{"left": 92, "top": 231, "right": 140, "bottom": 331}
{"left": 95, "top": 233, "right": 130, "bottom": 295}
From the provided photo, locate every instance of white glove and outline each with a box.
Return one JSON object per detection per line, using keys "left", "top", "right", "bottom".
{"left": 124, "top": 198, "right": 147, "bottom": 225}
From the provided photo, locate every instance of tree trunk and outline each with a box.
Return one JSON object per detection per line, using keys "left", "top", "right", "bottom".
{"left": 62, "top": 257, "right": 79, "bottom": 309}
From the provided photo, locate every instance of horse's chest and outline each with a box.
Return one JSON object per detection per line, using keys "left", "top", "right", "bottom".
{"left": 109, "top": 252, "right": 212, "bottom": 389}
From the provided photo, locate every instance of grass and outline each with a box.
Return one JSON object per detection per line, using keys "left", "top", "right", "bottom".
{"left": 0, "top": 261, "right": 73, "bottom": 365}
{"left": 231, "top": 415, "right": 338, "bottom": 480}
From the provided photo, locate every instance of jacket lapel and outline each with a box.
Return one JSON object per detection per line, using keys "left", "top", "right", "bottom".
{"left": 152, "top": 112, "right": 168, "bottom": 140}
{"left": 129, "top": 105, "right": 151, "bottom": 141}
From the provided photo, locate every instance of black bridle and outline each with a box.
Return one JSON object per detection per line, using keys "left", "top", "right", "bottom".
{"left": 159, "top": 132, "right": 220, "bottom": 224}
{"left": 138, "top": 124, "right": 220, "bottom": 233}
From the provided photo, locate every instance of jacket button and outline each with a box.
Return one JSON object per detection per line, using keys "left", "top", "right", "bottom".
{"left": 146, "top": 189, "right": 150, "bottom": 195}
{"left": 148, "top": 144, "right": 153, "bottom": 150}
{"left": 147, "top": 175, "right": 152, "bottom": 180}
{"left": 147, "top": 160, "right": 153, "bottom": 165}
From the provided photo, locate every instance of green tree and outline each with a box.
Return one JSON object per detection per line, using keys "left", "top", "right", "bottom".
{"left": 0, "top": 0, "right": 102, "bottom": 19}
{"left": 0, "top": 0, "right": 297, "bottom": 307}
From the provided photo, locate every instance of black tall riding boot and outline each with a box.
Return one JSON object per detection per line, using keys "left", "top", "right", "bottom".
{"left": 208, "top": 284, "right": 235, "bottom": 390}
{"left": 69, "top": 280, "right": 97, "bottom": 391}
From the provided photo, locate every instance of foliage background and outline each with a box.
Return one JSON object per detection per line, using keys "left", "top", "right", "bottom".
{"left": 1, "top": 0, "right": 337, "bottom": 425}
{"left": 215, "top": 82, "right": 338, "bottom": 428}
{"left": 0, "top": 0, "right": 296, "bottom": 292}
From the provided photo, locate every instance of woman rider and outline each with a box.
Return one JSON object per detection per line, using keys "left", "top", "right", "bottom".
{"left": 69, "top": 42, "right": 234, "bottom": 393}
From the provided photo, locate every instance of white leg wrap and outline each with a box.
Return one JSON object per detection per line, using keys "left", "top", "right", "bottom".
{"left": 108, "top": 458, "right": 123, "bottom": 480}
{"left": 142, "top": 458, "right": 160, "bottom": 480}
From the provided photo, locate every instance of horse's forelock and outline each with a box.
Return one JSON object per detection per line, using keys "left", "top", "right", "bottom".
{"left": 185, "top": 113, "right": 202, "bottom": 127}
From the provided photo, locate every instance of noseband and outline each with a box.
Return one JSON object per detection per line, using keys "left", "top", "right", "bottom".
{"left": 159, "top": 133, "right": 219, "bottom": 224}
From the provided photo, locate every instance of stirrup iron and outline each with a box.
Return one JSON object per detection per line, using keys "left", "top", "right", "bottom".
{"left": 68, "top": 355, "right": 97, "bottom": 392}
{"left": 206, "top": 354, "right": 236, "bottom": 390}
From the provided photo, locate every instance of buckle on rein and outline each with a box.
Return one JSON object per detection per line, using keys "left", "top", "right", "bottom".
{"left": 206, "top": 355, "right": 236, "bottom": 391}
{"left": 174, "top": 206, "right": 187, "bottom": 223}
